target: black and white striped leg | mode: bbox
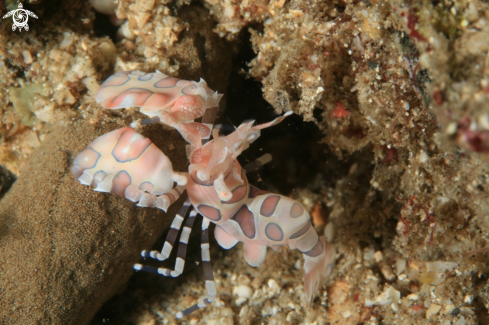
[157,209,197,277]
[136,198,191,268]
[133,203,196,277]
[176,218,216,319]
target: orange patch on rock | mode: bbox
[332,102,349,118]
[311,202,325,227]
[327,281,361,325]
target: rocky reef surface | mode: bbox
[1,0,488,324]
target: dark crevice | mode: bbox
[313,107,324,123]
[474,293,489,323]
[194,34,207,71]
[93,12,118,42]
[219,29,350,196]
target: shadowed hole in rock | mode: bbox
[219,27,355,198]
[93,11,118,42]
[0,166,16,200]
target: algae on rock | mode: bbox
[8,83,42,126]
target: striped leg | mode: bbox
[152,198,192,261]
[176,218,216,319]
[136,198,191,267]
[133,201,192,275]
[157,209,197,277]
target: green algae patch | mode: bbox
[8,83,42,127]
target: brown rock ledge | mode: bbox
[0,122,187,325]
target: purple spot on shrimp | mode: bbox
[112,129,152,163]
[100,73,130,87]
[304,239,324,257]
[231,205,255,239]
[111,170,132,196]
[265,223,284,241]
[289,222,311,240]
[107,88,155,109]
[260,195,281,217]
[197,204,221,221]
[290,203,304,218]
[153,77,179,88]
[73,148,101,171]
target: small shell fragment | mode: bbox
[59,32,74,49]
[374,251,383,263]
[22,50,33,64]
[426,304,441,318]
[236,285,253,299]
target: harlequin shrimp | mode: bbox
[72,70,336,318]
[95,70,222,147]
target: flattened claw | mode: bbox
[96,71,223,148]
[96,70,222,121]
[96,71,184,112]
[72,127,180,211]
